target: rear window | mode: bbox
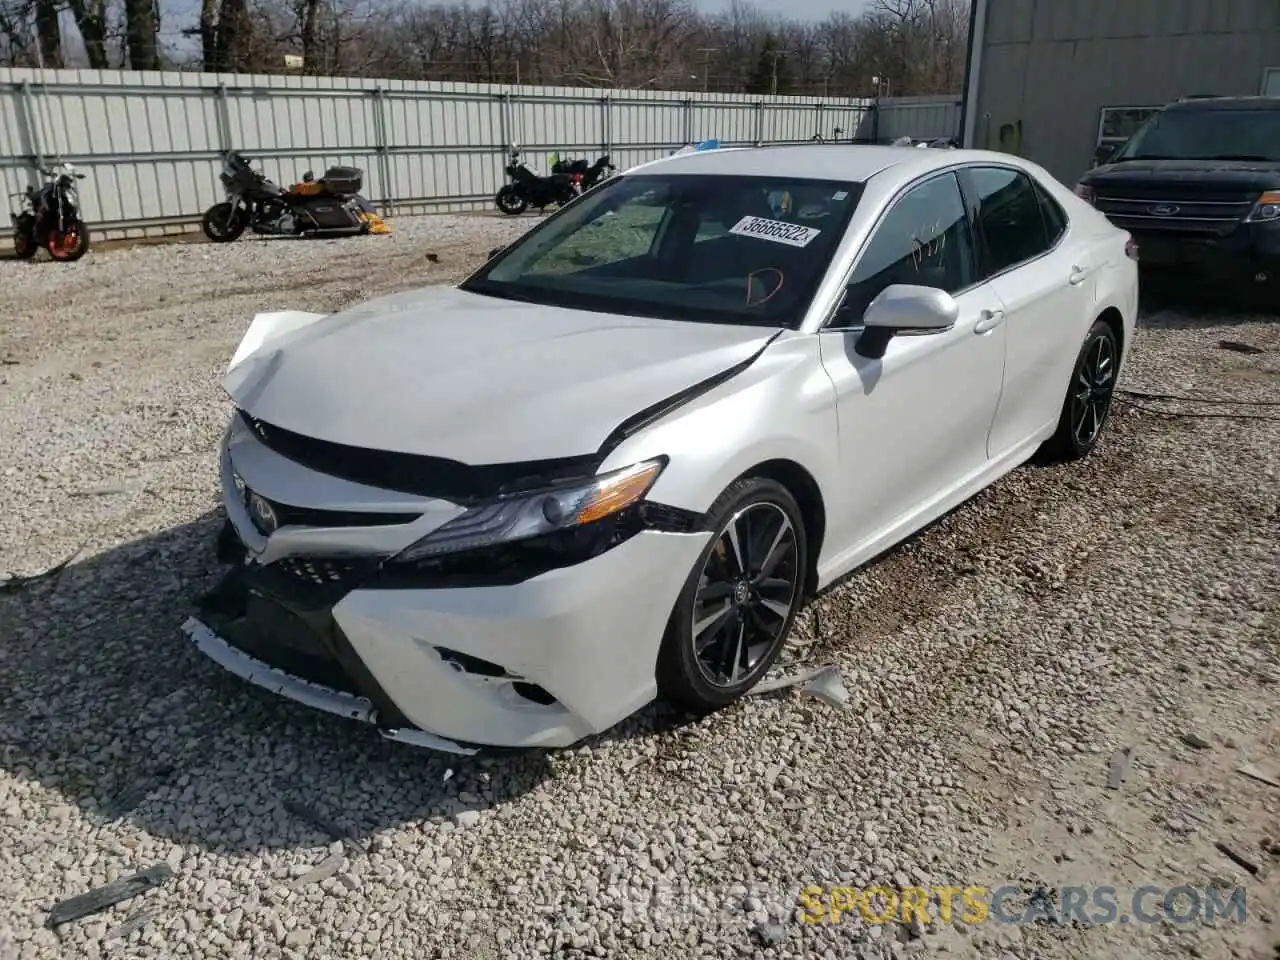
[1114,107,1280,162]
[462,174,865,329]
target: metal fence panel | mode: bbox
[862,95,964,142]
[0,68,958,239]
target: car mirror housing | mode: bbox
[854,283,958,359]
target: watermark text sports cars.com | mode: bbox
[796,884,1249,926]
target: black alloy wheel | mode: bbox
[1041,318,1119,462]
[657,477,807,712]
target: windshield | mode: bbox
[461,173,864,328]
[1113,108,1280,162]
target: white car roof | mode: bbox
[627,144,1030,185]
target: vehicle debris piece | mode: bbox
[751,663,850,709]
[283,800,369,855]
[1180,733,1212,750]
[1218,340,1264,355]
[46,864,173,928]
[1237,762,1280,789]
[288,853,345,891]
[1215,840,1260,876]
[1107,747,1134,789]
[102,907,161,943]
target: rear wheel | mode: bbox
[46,219,89,262]
[495,185,527,216]
[657,477,808,713]
[1039,318,1119,462]
[202,202,248,242]
[11,216,37,259]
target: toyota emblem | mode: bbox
[248,491,279,535]
[1149,204,1179,217]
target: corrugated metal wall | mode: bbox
[973,0,1280,184]
[860,95,963,142]
[0,69,960,239]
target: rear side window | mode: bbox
[1035,182,1068,245]
[966,167,1051,276]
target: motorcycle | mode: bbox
[494,147,579,216]
[201,151,373,242]
[550,154,616,193]
[10,162,90,262]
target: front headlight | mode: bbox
[1245,191,1280,223]
[393,458,666,563]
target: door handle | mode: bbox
[1069,265,1089,285]
[974,308,1005,334]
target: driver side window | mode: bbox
[836,172,977,326]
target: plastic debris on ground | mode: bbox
[751,663,850,710]
[45,864,173,927]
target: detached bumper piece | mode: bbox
[187,563,481,756]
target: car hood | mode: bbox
[1084,159,1279,195]
[223,285,778,464]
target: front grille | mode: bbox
[1094,193,1254,236]
[261,496,419,529]
[273,556,375,588]
[239,409,599,503]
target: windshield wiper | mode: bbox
[1203,154,1273,162]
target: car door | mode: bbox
[959,165,1097,458]
[817,170,1009,560]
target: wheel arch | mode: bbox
[732,458,826,597]
[1095,305,1125,361]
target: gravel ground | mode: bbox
[0,216,1278,960]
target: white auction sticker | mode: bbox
[729,215,821,248]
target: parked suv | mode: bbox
[1073,95,1280,307]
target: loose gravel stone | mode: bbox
[1,218,1278,959]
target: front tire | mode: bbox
[657,477,808,713]
[1039,318,1119,462]
[46,219,89,262]
[202,202,248,242]
[495,185,527,216]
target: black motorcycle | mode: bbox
[494,148,579,216]
[553,155,616,193]
[201,151,370,242]
[10,162,90,262]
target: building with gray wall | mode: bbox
[960,0,1280,187]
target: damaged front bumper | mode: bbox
[186,415,711,754]
[186,554,485,755]
[188,514,708,754]
[182,616,477,754]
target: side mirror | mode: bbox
[1093,143,1118,166]
[853,284,958,359]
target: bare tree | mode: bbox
[8,0,966,100]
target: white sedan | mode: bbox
[185,144,1139,755]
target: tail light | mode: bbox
[1074,183,1096,205]
[1124,236,1139,261]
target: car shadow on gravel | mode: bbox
[0,510,552,854]
[1139,277,1279,325]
